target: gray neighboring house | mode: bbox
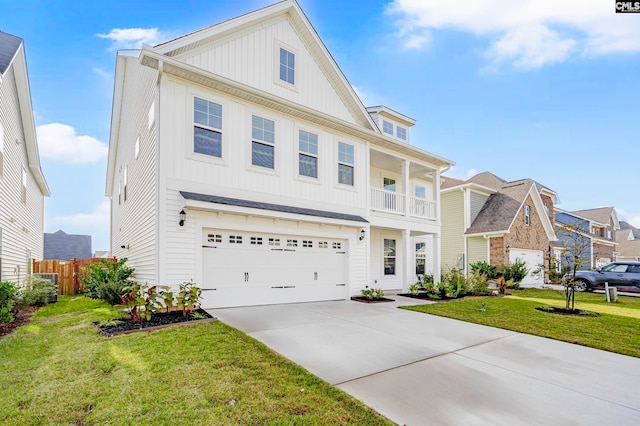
[44,230,92,261]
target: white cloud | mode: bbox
[92,67,112,79]
[52,201,110,228]
[97,28,165,50]
[388,0,640,69]
[36,123,108,164]
[445,167,477,181]
[616,208,640,229]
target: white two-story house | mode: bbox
[0,31,50,283]
[105,0,452,308]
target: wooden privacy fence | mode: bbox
[32,257,116,295]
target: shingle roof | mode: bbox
[44,230,92,261]
[466,172,507,190]
[180,192,368,223]
[465,192,522,234]
[571,207,615,225]
[0,31,22,75]
[440,176,465,189]
[615,228,640,258]
[620,221,640,239]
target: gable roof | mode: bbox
[571,207,619,228]
[620,221,640,239]
[0,31,50,196]
[44,230,92,261]
[460,174,556,240]
[0,31,22,75]
[152,0,376,131]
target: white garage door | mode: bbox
[509,248,544,287]
[201,230,347,308]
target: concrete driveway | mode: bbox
[210,297,640,425]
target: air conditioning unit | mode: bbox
[33,273,59,303]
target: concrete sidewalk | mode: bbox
[210,297,640,425]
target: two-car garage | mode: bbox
[201,229,349,308]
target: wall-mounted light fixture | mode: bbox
[179,209,186,227]
[506,245,510,253]
[120,244,129,250]
[359,228,366,241]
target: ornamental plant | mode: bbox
[176,280,202,316]
[361,285,384,300]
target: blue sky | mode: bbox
[1,0,639,252]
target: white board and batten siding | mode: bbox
[110,57,159,284]
[0,64,44,283]
[177,16,357,126]
[159,76,368,214]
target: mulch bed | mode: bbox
[397,293,504,301]
[350,296,395,303]
[535,306,600,317]
[95,309,216,336]
[0,306,39,339]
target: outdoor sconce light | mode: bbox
[179,209,186,227]
[359,228,366,241]
[506,245,510,253]
[120,244,129,250]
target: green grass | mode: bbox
[0,296,392,425]
[401,288,640,358]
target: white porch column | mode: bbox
[433,232,441,284]
[402,159,410,217]
[402,229,412,292]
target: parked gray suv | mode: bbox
[568,262,640,291]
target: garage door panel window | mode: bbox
[269,238,280,246]
[208,234,222,243]
[229,235,243,244]
[250,237,263,245]
[384,239,396,275]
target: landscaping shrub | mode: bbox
[439,268,468,298]
[361,286,384,300]
[467,271,490,295]
[0,281,18,322]
[502,257,528,284]
[16,276,57,308]
[469,261,499,279]
[81,258,134,305]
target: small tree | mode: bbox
[556,222,591,311]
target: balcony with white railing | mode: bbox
[370,188,405,215]
[410,196,437,220]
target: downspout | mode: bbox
[155,60,163,286]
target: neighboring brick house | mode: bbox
[555,207,619,270]
[441,172,558,286]
[616,221,640,262]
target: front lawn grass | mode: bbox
[401,288,640,358]
[0,296,392,425]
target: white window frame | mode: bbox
[384,238,396,275]
[382,120,393,135]
[193,96,223,159]
[21,169,27,204]
[396,126,407,141]
[274,41,298,91]
[123,166,128,202]
[414,185,426,199]
[337,142,354,186]
[298,129,318,179]
[251,114,276,170]
[415,241,426,275]
[524,205,531,225]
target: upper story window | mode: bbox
[524,205,531,225]
[279,48,295,85]
[382,120,393,135]
[396,126,407,141]
[251,115,275,169]
[415,185,426,199]
[607,230,612,240]
[194,97,222,158]
[134,137,140,159]
[123,166,128,202]
[298,130,318,178]
[21,169,27,204]
[338,142,354,186]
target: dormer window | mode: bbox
[396,126,407,141]
[382,120,393,135]
[279,48,295,85]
